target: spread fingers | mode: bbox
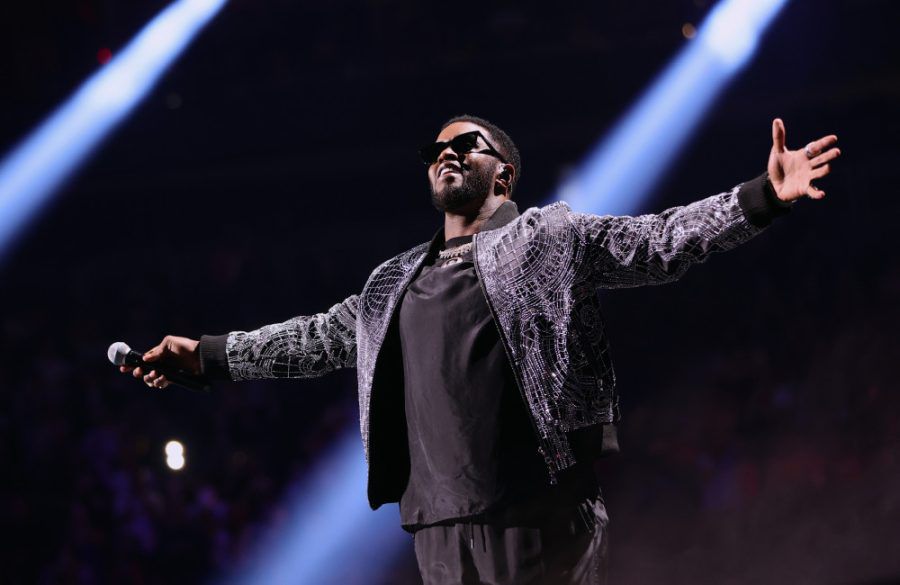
[805,134,838,157]
[810,147,841,168]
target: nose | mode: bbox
[436,144,460,164]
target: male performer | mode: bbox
[121,115,840,584]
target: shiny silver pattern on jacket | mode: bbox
[474,186,761,475]
[225,183,762,480]
[352,244,428,462]
[226,295,360,380]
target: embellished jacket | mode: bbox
[199,174,789,508]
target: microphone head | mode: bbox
[107,341,132,366]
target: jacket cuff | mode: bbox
[737,173,793,228]
[199,334,231,380]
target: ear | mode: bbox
[494,164,515,197]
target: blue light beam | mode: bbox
[228,428,410,585]
[556,0,788,215]
[0,0,228,261]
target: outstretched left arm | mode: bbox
[569,119,841,289]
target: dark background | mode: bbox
[1,0,898,583]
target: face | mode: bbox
[427,121,504,213]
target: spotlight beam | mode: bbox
[0,0,228,263]
[227,428,409,585]
[556,0,789,215]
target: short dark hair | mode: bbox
[440,114,521,196]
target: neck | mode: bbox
[443,195,507,240]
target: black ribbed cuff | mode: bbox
[737,173,793,228]
[198,334,231,381]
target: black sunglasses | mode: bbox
[419,130,506,166]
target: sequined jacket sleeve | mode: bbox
[198,295,359,381]
[568,173,791,289]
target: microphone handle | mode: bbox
[124,350,211,393]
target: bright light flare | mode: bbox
[167,455,186,471]
[165,439,186,470]
[165,439,184,457]
[700,0,787,67]
[0,0,228,263]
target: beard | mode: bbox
[430,164,493,212]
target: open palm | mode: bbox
[768,118,841,203]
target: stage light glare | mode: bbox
[165,440,186,470]
[699,0,788,66]
[165,440,184,457]
[0,0,228,264]
[166,454,186,471]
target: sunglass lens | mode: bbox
[420,132,480,165]
[451,133,478,154]
[419,143,442,165]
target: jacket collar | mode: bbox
[426,199,521,256]
[481,199,521,231]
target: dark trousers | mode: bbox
[412,493,609,585]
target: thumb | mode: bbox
[772,118,786,153]
[143,341,166,362]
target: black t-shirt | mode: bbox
[398,235,597,531]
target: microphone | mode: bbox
[107,341,211,392]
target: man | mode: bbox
[121,115,840,584]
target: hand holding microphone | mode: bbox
[109,335,210,392]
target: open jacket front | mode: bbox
[200,173,788,509]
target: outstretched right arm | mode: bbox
[212,295,359,381]
[123,295,359,388]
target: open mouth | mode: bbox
[438,165,461,177]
